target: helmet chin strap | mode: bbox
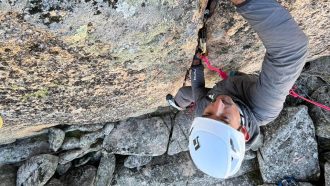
[236,104,250,141]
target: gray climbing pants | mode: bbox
[174,86,211,108]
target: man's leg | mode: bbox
[174,86,194,108]
[166,86,194,110]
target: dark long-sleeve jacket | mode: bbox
[191,0,308,150]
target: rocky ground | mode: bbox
[0,57,329,185]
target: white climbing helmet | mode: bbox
[188,117,245,179]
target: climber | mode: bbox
[166,0,308,179]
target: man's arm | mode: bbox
[236,0,309,125]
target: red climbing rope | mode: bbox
[200,55,228,80]
[289,88,330,111]
[200,55,330,112]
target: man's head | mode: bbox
[188,94,248,178]
[203,95,241,130]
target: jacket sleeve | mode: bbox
[237,0,309,125]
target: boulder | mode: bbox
[167,110,194,155]
[61,137,81,150]
[17,154,59,186]
[326,162,330,186]
[61,130,104,150]
[124,155,153,169]
[309,86,330,139]
[59,142,102,164]
[0,164,17,186]
[73,155,92,167]
[60,165,97,186]
[79,130,104,149]
[103,117,170,156]
[95,152,116,186]
[113,152,260,185]
[257,106,320,183]
[103,123,115,136]
[48,128,65,152]
[0,134,50,164]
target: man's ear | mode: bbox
[240,127,250,142]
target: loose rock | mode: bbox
[59,142,102,164]
[73,155,92,167]
[167,110,194,155]
[95,152,116,186]
[61,130,104,150]
[45,178,63,186]
[60,165,97,186]
[61,137,81,150]
[257,106,320,183]
[56,162,72,175]
[103,117,170,156]
[103,123,115,136]
[79,130,104,149]
[48,128,65,152]
[113,152,262,185]
[0,135,50,164]
[17,154,59,186]
[124,155,153,169]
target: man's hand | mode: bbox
[231,0,245,6]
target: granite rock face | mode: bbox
[257,106,320,183]
[124,155,153,169]
[0,164,17,186]
[60,165,97,186]
[0,0,205,144]
[17,154,59,186]
[0,0,328,146]
[167,110,194,155]
[113,152,262,185]
[95,153,116,186]
[103,117,170,156]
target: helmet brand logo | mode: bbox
[193,136,200,151]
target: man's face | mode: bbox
[202,95,241,130]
